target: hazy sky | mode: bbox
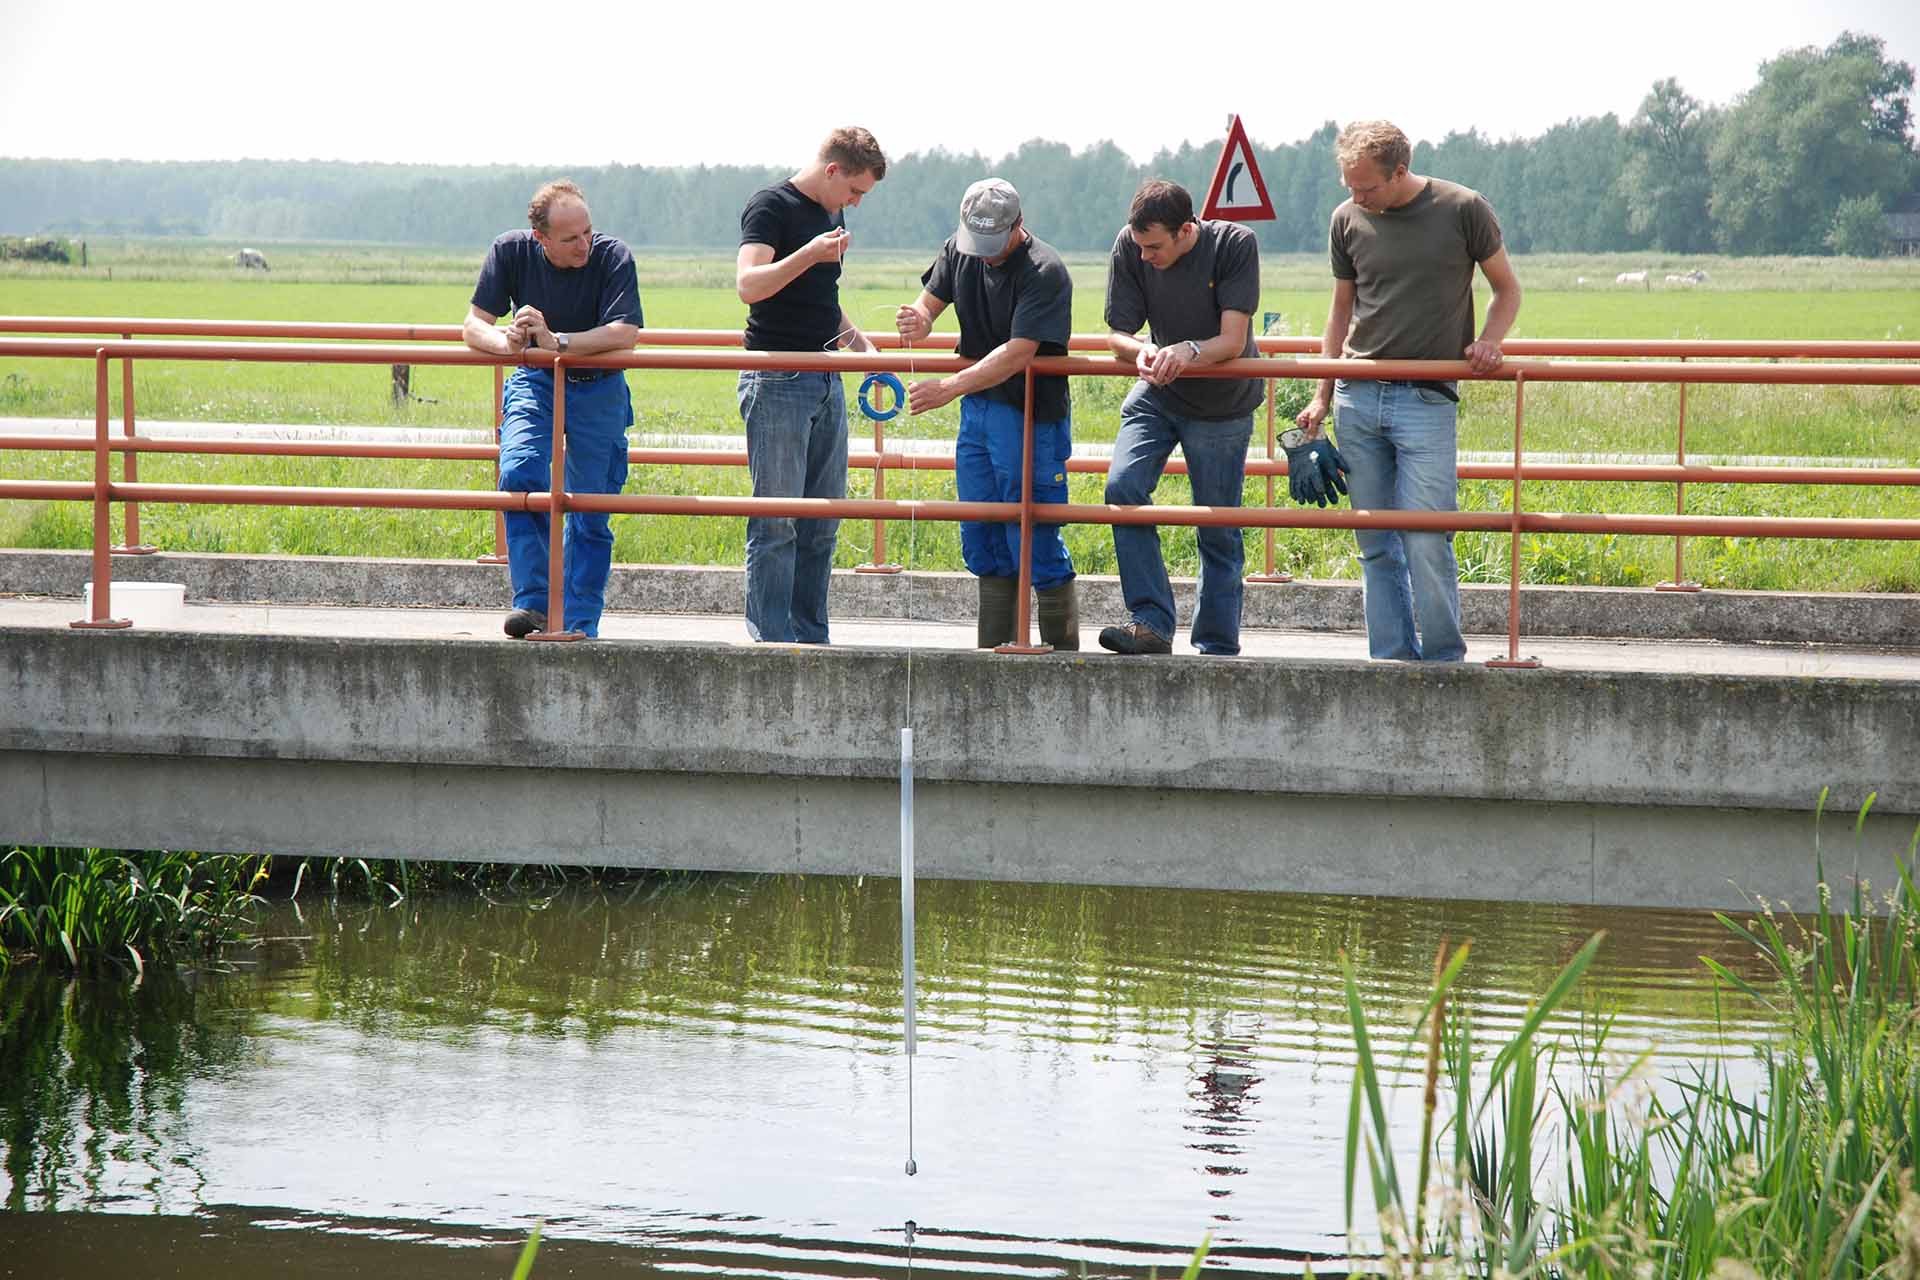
[3,0,1915,169]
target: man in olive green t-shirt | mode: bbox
[1295,120,1522,662]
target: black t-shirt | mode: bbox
[470,231,643,335]
[922,233,1073,423]
[740,181,844,352]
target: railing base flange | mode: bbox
[111,543,159,555]
[854,564,903,575]
[1654,581,1704,593]
[70,618,133,630]
[993,643,1054,656]
[1245,573,1293,584]
[525,630,586,643]
[475,555,510,566]
[1486,656,1543,669]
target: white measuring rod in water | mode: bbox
[900,726,918,1176]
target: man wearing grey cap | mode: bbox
[894,178,1079,649]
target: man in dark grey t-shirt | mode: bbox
[1098,179,1263,656]
[1296,120,1522,662]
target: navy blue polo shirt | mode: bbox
[471,231,643,335]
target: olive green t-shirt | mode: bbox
[1328,178,1502,362]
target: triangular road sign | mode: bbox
[1201,115,1275,222]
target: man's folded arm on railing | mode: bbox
[463,304,527,356]
[462,304,638,359]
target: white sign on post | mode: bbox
[1201,115,1276,222]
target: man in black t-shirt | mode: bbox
[734,126,887,644]
[464,178,642,640]
[1099,179,1263,657]
[895,178,1079,650]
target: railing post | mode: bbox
[72,349,131,630]
[478,363,510,565]
[112,333,156,554]
[1656,355,1702,592]
[526,363,583,642]
[1486,371,1539,669]
[996,367,1050,654]
[856,394,901,574]
[1246,363,1291,584]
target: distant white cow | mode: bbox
[235,248,269,271]
[1616,270,1649,286]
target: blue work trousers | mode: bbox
[1105,383,1253,655]
[956,394,1074,590]
[497,369,632,638]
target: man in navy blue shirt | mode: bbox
[464,179,642,639]
[734,126,887,644]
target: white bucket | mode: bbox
[83,581,187,627]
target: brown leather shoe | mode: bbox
[1097,621,1171,655]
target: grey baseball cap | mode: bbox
[955,178,1021,257]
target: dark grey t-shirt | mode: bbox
[1329,177,1502,362]
[1105,219,1262,419]
[923,233,1073,423]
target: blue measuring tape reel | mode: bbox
[859,372,906,422]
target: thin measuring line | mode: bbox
[849,300,925,1179]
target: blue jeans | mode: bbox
[1333,379,1465,662]
[497,369,632,638]
[955,395,1074,590]
[737,370,848,643]
[1105,383,1253,655]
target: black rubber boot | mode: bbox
[504,608,546,639]
[977,575,1017,648]
[1036,582,1079,651]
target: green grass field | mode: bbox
[3,243,1917,591]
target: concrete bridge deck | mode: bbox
[4,551,1917,911]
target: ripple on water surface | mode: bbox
[0,876,1790,1277]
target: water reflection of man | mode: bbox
[1188,1017,1262,1196]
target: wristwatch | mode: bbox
[555,333,570,354]
[1184,339,1202,360]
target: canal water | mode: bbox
[1,875,1784,1278]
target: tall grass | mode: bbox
[0,846,681,975]
[1339,796,1920,1277]
[0,846,266,973]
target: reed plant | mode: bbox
[0,846,267,973]
[1338,795,1920,1278]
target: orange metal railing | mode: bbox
[2,326,1918,660]
[7,317,1917,582]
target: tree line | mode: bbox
[2,32,1912,258]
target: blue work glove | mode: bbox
[1281,428,1351,508]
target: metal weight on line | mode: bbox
[859,372,906,422]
